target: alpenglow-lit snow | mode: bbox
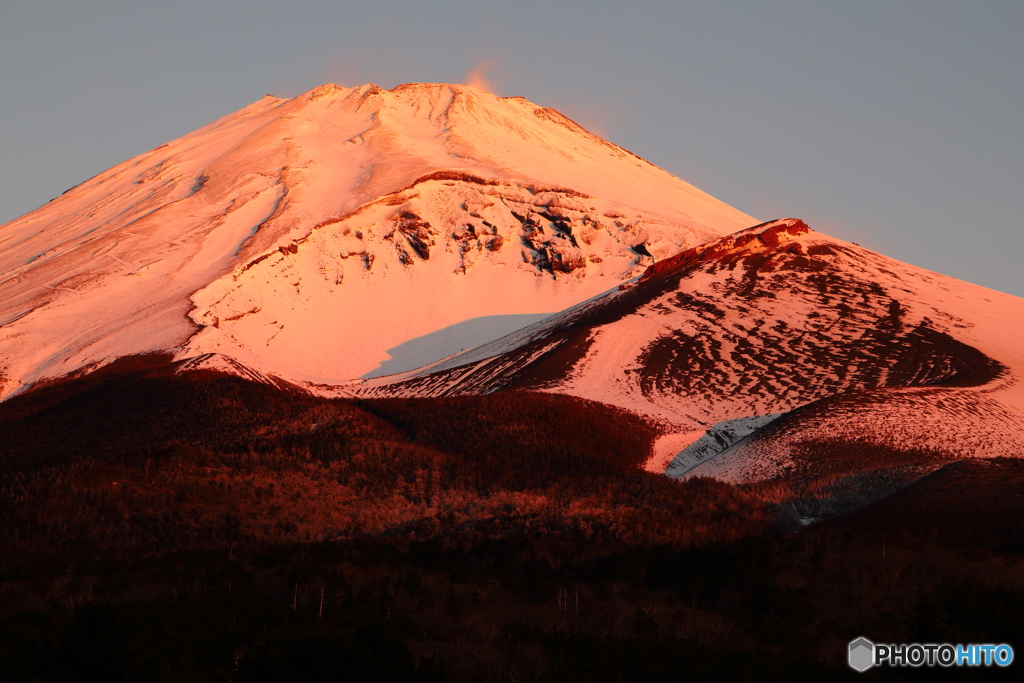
[357,218,1024,485]
[0,83,756,399]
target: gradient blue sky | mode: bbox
[2,1,1021,296]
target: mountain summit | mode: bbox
[0,83,754,398]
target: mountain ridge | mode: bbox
[353,217,1024,487]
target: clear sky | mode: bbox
[1,1,1021,296]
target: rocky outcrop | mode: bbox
[638,218,810,283]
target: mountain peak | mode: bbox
[303,82,351,100]
[0,84,754,398]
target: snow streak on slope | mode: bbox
[0,83,755,398]
[663,413,784,478]
[359,219,1024,481]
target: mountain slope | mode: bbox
[0,83,755,399]
[357,218,1024,484]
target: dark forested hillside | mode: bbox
[1,359,1021,682]
[0,356,776,575]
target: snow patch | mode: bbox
[665,413,785,478]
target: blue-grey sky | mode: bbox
[2,1,1021,296]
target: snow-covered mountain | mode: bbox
[4,81,1019,494]
[0,83,754,399]
[357,218,1024,484]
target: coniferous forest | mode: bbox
[1,356,1022,681]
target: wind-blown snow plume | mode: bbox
[465,60,496,93]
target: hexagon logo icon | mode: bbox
[848,637,875,672]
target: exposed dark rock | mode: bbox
[631,242,653,258]
[396,211,433,260]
